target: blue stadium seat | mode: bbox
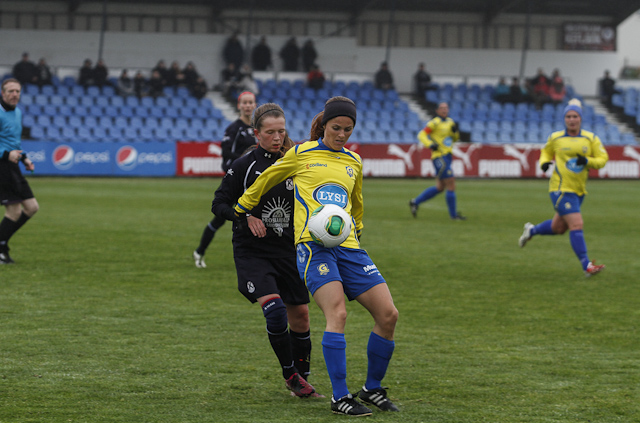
[153,128,170,142]
[24,85,40,95]
[110,96,124,107]
[140,97,154,107]
[190,119,204,130]
[133,106,149,118]
[164,107,179,119]
[106,127,123,140]
[23,115,36,128]
[65,96,79,107]
[179,107,196,119]
[30,126,45,140]
[68,116,83,128]
[49,96,64,107]
[61,127,76,140]
[486,121,500,132]
[98,116,112,128]
[176,87,190,98]
[130,117,144,129]
[175,119,189,130]
[184,128,200,140]
[144,117,159,130]
[71,86,85,96]
[156,97,169,108]
[34,95,49,106]
[204,119,219,132]
[52,116,66,128]
[168,97,184,108]
[114,117,128,129]
[86,86,100,97]
[125,96,139,107]
[80,96,94,107]
[20,94,34,106]
[139,127,154,142]
[95,96,110,108]
[36,115,52,127]
[102,85,116,96]
[89,106,103,116]
[159,117,174,129]
[45,126,63,142]
[91,127,108,142]
[77,127,92,142]
[56,86,71,96]
[484,131,498,143]
[169,127,185,140]
[123,127,139,141]
[42,105,57,117]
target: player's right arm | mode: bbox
[235,147,298,214]
[539,135,555,170]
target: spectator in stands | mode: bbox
[413,62,434,99]
[301,39,318,72]
[12,53,37,86]
[152,60,169,86]
[166,61,186,87]
[528,68,550,109]
[509,77,528,103]
[35,58,53,86]
[599,70,618,107]
[221,62,240,98]
[191,76,208,100]
[223,32,245,72]
[93,59,109,88]
[237,64,259,95]
[280,37,300,72]
[251,36,272,71]
[79,59,94,87]
[548,76,566,104]
[117,69,135,97]
[306,63,325,90]
[182,61,200,90]
[375,62,394,90]
[148,70,165,98]
[133,71,148,98]
[493,77,510,103]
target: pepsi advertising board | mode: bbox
[22,141,175,177]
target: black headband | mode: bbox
[253,106,283,126]
[321,100,357,126]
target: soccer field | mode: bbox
[2,177,639,422]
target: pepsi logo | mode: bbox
[52,145,74,170]
[116,145,138,170]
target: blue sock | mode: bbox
[445,190,456,218]
[532,219,554,236]
[569,229,590,271]
[364,332,395,391]
[415,186,440,205]
[322,331,349,400]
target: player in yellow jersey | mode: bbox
[519,101,609,276]
[234,97,399,416]
[409,102,465,220]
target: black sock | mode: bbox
[290,329,312,380]
[268,330,297,380]
[196,215,225,255]
[0,217,18,244]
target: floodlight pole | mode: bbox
[98,0,107,61]
[519,0,532,82]
[384,0,396,65]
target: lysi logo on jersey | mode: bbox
[313,184,348,208]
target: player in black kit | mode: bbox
[193,91,257,268]
[211,103,321,398]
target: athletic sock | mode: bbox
[445,190,456,218]
[532,219,554,236]
[196,216,225,255]
[415,186,441,205]
[364,332,395,391]
[0,216,20,245]
[569,229,590,271]
[289,329,311,380]
[322,331,349,400]
[262,298,296,379]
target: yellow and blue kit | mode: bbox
[418,115,460,159]
[540,129,609,196]
[235,139,364,249]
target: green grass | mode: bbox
[1,177,639,422]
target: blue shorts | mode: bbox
[550,191,584,216]
[433,153,454,179]
[296,242,386,301]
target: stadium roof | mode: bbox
[57,0,640,26]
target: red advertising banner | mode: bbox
[178,141,640,179]
[176,141,224,177]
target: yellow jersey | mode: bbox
[235,140,364,249]
[417,115,460,159]
[540,129,608,195]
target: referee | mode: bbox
[0,78,39,264]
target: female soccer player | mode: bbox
[409,102,466,220]
[193,91,257,268]
[519,100,609,276]
[212,103,319,397]
[234,97,399,416]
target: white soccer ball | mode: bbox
[308,204,352,248]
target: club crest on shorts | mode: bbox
[317,263,330,275]
[247,281,255,293]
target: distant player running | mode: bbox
[0,79,39,264]
[519,100,609,277]
[409,102,466,220]
[193,91,257,268]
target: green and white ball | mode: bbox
[308,204,352,248]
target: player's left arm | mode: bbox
[350,163,364,239]
[585,135,609,169]
[450,119,460,142]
